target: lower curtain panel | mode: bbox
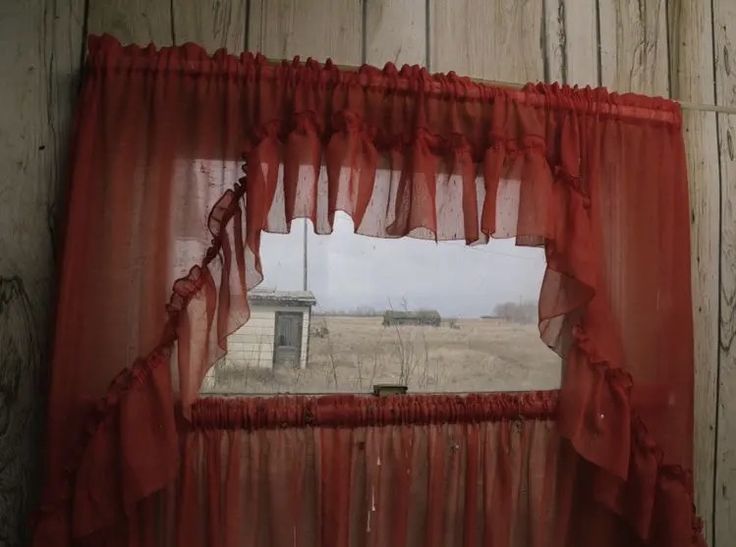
[118,394,646,547]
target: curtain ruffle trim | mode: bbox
[190,392,559,430]
[87,34,681,128]
[33,172,250,543]
[562,327,704,545]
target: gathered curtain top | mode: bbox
[88,34,681,128]
[190,391,560,431]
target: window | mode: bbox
[202,212,560,395]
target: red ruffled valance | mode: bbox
[34,35,702,547]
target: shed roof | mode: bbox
[248,288,317,307]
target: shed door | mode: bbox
[273,312,303,368]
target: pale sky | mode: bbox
[259,212,546,318]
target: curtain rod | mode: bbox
[266,57,736,116]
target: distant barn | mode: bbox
[382,310,441,327]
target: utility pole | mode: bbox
[303,218,308,291]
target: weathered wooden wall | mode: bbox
[0,0,83,545]
[1,1,733,545]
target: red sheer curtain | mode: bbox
[137,394,574,547]
[91,394,689,547]
[34,35,701,547]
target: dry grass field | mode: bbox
[206,316,561,394]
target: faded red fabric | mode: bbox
[34,34,701,546]
[168,394,571,547]
[87,394,695,547]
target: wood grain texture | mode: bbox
[669,1,715,103]
[87,0,172,44]
[544,0,598,86]
[683,109,720,547]
[598,0,669,95]
[715,110,736,547]
[365,0,426,66]
[89,0,246,50]
[669,2,719,543]
[0,278,39,547]
[172,0,246,52]
[43,0,86,263]
[429,0,545,80]
[714,2,736,545]
[0,0,83,545]
[248,0,363,64]
[714,0,736,109]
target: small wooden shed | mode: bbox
[225,289,316,370]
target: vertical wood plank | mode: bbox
[0,0,84,544]
[669,2,719,543]
[684,108,719,547]
[88,0,247,51]
[0,4,47,545]
[544,0,599,86]
[87,0,172,44]
[172,0,246,53]
[598,0,669,95]
[713,2,736,544]
[248,0,363,64]
[429,0,545,80]
[365,0,426,66]
[44,0,86,261]
[715,110,736,547]
[544,0,566,82]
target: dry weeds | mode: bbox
[204,316,561,395]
